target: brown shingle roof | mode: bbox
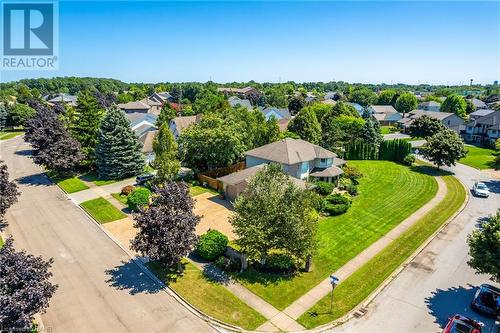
[171,114,202,134]
[117,100,150,111]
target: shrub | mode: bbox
[346,184,358,196]
[214,256,241,272]
[322,194,351,216]
[264,253,297,274]
[196,230,228,261]
[312,181,334,196]
[343,165,363,183]
[121,185,136,196]
[403,154,416,166]
[127,187,151,211]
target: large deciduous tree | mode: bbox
[152,124,180,181]
[348,87,378,107]
[7,103,36,127]
[95,107,145,179]
[321,114,365,149]
[287,107,321,144]
[24,106,83,173]
[377,89,397,106]
[131,181,199,267]
[0,105,7,131]
[156,103,177,128]
[409,115,445,139]
[288,95,305,114]
[421,128,467,168]
[395,92,418,116]
[441,94,467,119]
[0,238,57,331]
[0,161,20,230]
[71,90,105,167]
[230,164,319,264]
[330,101,360,118]
[467,210,500,283]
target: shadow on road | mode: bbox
[425,285,496,330]
[14,149,32,156]
[16,173,52,186]
[105,260,163,295]
[483,180,500,195]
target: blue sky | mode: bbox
[1,1,499,84]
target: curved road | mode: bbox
[332,162,499,332]
[1,136,215,333]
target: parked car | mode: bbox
[472,182,490,198]
[442,314,483,333]
[136,173,154,185]
[471,284,500,318]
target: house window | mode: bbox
[320,158,326,164]
[300,162,308,172]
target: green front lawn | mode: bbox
[459,145,497,170]
[380,126,398,135]
[80,197,126,224]
[298,174,465,328]
[111,193,128,205]
[0,130,24,140]
[189,185,218,197]
[234,161,438,310]
[46,171,89,193]
[149,261,267,330]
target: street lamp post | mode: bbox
[329,275,339,314]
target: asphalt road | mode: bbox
[333,162,500,333]
[1,136,215,333]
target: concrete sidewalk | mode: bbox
[280,176,447,321]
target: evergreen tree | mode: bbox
[152,124,180,181]
[72,90,105,167]
[156,103,177,128]
[95,107,145,179]
[361,118,382,145]
[287,107,321,144]
[24,106,83,173]
[131,181,199,267]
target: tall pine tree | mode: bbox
[95,107,145,179]
[72,90,105,167]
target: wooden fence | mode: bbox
[196,162,246,192]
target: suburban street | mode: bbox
[334,162,500,333]
[1,136,215,333]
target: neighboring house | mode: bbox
[117,100,151,113]
[228,96,253,110]
[321,99,336,106]
[218,86,261,101]
[398,109,465,134]
[169,114,202,139]
[138,130,158,163]
[369,105,402,125]
[347,102,365,116]
[260,107,291,121]
[463,110,500,145]
[218,138,345,201]
[469,109,495,120]
[277,119,290,132]
[141,97,162,115]
[149,92,173,104]
[305,92,317,103]
[468,98,487,110]
[418,101,441,112]
[45,93,78,107]
[125,112,159,162]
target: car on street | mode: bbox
[472,182,490,198]
[471,284,500,318]
[136,173,154,185]
[442,314,483,333]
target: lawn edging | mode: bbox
[48,172,248,333]
[300,175,469,332]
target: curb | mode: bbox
[50,174,246,333]
[307,175,470,333]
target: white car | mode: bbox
[472,182,490,198]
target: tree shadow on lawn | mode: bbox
[425,284,496,329]
[187,253,231,286]
[233,266,296,287]
[410,165,453,177]
[105,259,163,295]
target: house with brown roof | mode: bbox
[169,114,202,139]
[217,86,261,102]
[397,109,465,134]
[217,138,345,201]
[117,100,151,113]
[369,105,402,125]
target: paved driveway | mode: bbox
[333,162,499,333]
[1,137,215,333]
[194,193,236,239]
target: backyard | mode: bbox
[233,161,438,310]
[459,145,497,170]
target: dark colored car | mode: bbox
[471,284,500,318]
[442,314,483,333]
[136,173,154,185]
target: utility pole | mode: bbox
[329,275,339,313]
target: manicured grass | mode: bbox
[298,175,465,328]
[80,197,126,224]
[380,126,398,135]
[149,261,267,330]
[46,171,89,193]
[190,185,218,197]
[111,193,128,205]
[81,172,131,186]
[459,145,497,170]
[0,130,24,140]
[234,161,438,310]
[0,236,3,248]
